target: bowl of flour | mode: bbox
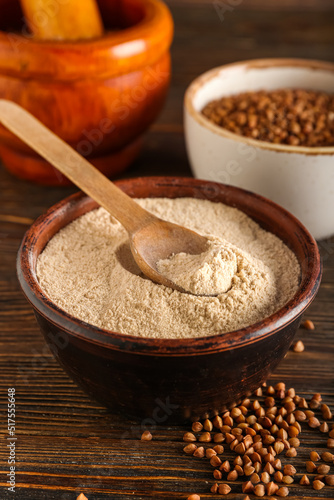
[17,177,322,421]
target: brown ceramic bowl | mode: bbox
[17,177,321,422]
[0,0,173,185]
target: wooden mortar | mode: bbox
[0,0,173,184]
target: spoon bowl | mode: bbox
[131,218,209,292]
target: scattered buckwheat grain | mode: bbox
[292,340,304,352]
[141,431,152,441]
[302,319,315,330]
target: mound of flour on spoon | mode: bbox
[157,237,238,295]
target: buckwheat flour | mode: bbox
[36,198,300,339]
[157,236,238,295]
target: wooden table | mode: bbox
[1,3,334,499]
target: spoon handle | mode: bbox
[0,99,154,234]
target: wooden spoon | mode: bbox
[0,100,209,293]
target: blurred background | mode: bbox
[0,0,333,182]
[0,0,333,191]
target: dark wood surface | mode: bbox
[1,3,334,499]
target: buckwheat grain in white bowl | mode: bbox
[184,58,334,240]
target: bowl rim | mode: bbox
[184,58,334,156]
[17,176,322,356]
[0,0,173,80]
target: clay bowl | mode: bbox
[0,0,173,185]
[184,58,334,240]
[17,177,321,422]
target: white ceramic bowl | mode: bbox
[184,58,334,240]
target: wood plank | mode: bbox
[166,0,334,10]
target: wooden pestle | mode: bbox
[20,0,104,40]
